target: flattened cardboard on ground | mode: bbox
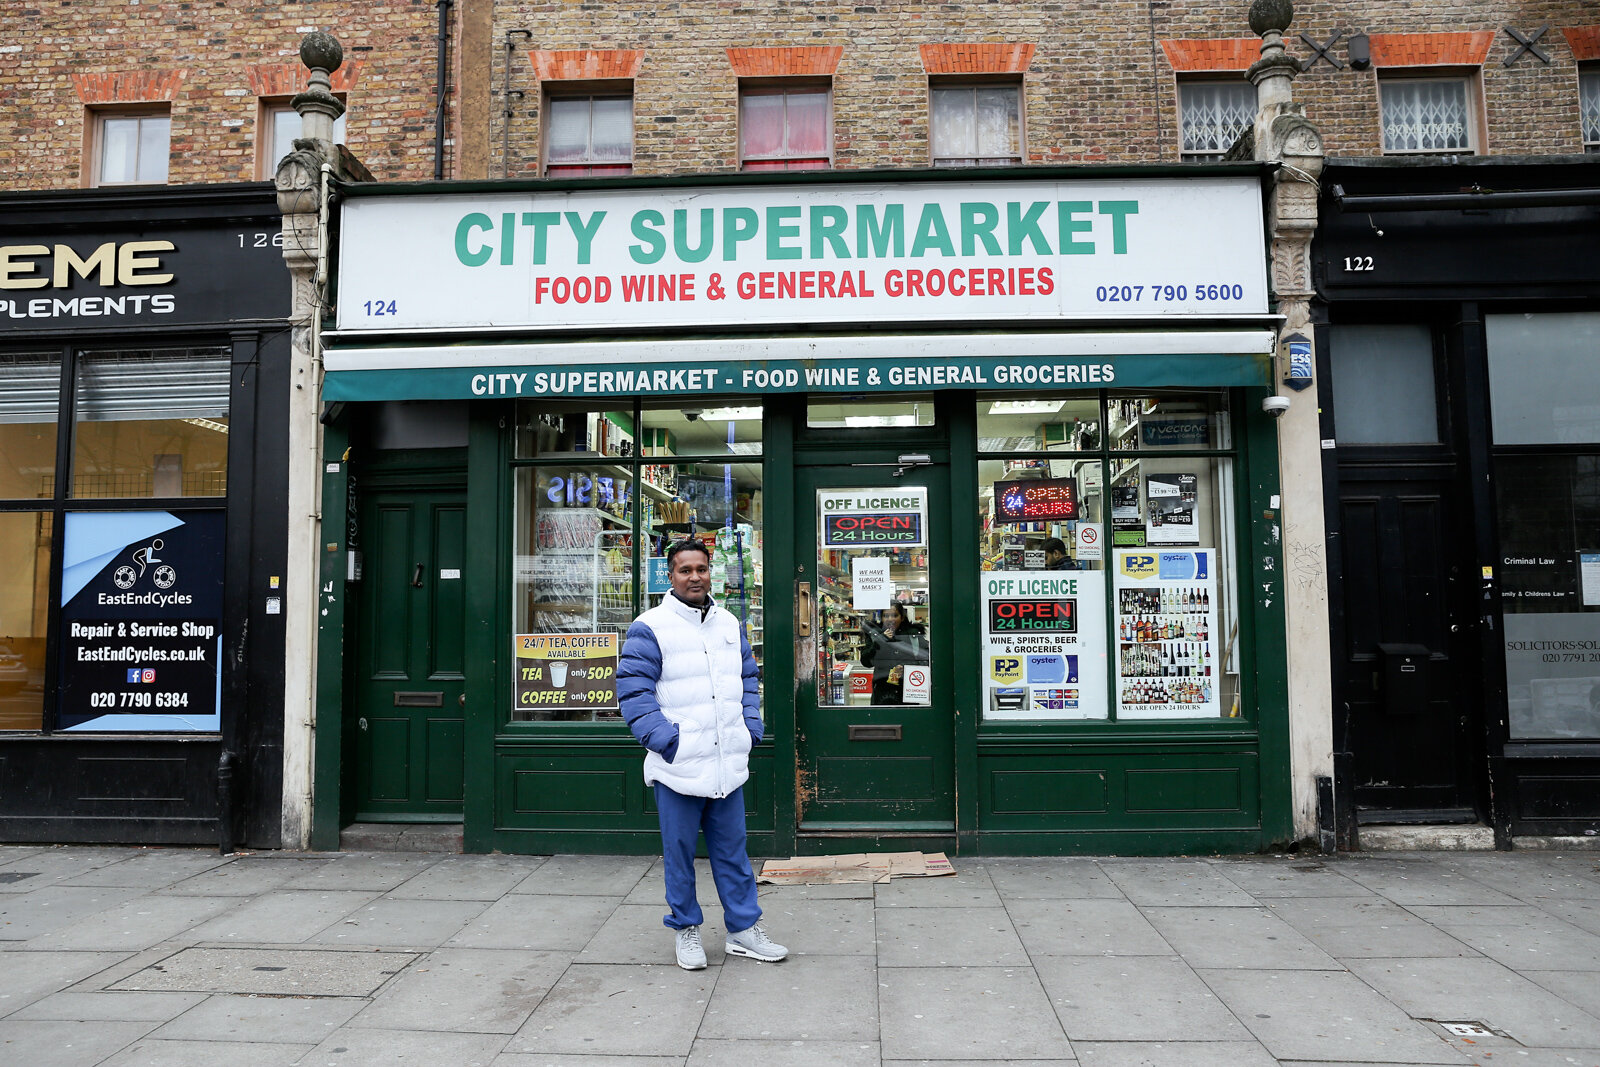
[757,851,955,885]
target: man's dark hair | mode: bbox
[666,538,711,567]
[1042,537,1067,555]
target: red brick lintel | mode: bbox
[1562,26,1600,63]
[1369,31,1495,68]
[1160,39,1259,73]
[72,69,189,105]
[246,62,362,98]
[726,46,843,78]
[529,49,644,81]
[919,43,1036,74]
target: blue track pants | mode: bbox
[653,782,762,934]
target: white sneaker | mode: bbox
[725,923,787,962]
[674,925,706,970]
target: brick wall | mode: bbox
[487,0,1598,176]
[0,0,444,190]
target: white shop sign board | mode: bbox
[336,178,1267,334]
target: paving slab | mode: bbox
[755,897,874,956]
[580,903,728,965]
[7,989,206,1022]
[1074,1039,1281,1066]
[1212,857,1375,898]
[1534,898,1600,938]
[1334,857,1525,906]
[511,854,653,897]
[625,857,724,906]
[1140,905,1344,969]
[699,952,877,1040]
[108,947,418,997]
[351,948,570,1033]
[873,865,1002,908]
[0,1017,159,1065]
[0,884,144,940]
[0,846,137,892]
[98,1036,313,1066]
[283,853,443,892]
[755,881,877,901]
[309,896,489,948]
[1098,860,1260,907]
[1007,897,1173,956]
[1202,966,1475,1063]
[1525,968,1600,1017]
[385,854,546,900]
[878,965,1073,1060]
[1436,917,1600,970]
[150,991,364,1042]
[184,889,376,944]
[1037,955,1249,1042]
[0,949,130,1018]
[55,849,232,888]
[448,892,622,951]
[985,857,1125,899]
[296,1026,510,1066]
[492,1057,683,1067]
[688,1038,881,1066]
[510,963,713,1057]
[1267,896,1478,958]
[26,893,233,951]
[1346,955,1600,1048]
[875,905,1029,966]
[160,856,333,897]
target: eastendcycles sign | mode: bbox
[335,177,1267,334]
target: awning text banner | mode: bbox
[335,177,1268,334]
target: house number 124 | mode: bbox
[1343,256,1374,272]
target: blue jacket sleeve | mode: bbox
[740,632,763,745]
[618,622,679,763]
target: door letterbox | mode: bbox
[1376,642,1432,717]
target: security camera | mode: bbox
[1262,395,1291,418]
[683,409,702,422]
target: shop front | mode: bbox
[0,185,291,846]
[313,168,1295,855]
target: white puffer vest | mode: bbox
[624,594,755,798]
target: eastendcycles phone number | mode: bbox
[1094,283,1247,304]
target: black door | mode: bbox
[1336,465,1481,821]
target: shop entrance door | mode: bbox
[1336,466,1481,822]
[350,485,467,820]
[794,465,955,832]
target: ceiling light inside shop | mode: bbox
[844,414,920,427]
[980,437,1039,452]
[988,400,1065,414]
[696,407,764,421]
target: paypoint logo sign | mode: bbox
[1120,553,1158,579]
[989,656,1025,684]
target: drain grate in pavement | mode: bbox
[0,871,39,884]
[109,948,418,997]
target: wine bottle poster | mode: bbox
[1112,549,1220,719]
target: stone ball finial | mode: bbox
[300,31,343,73]
[1249,0,1293,35]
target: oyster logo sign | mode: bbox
[113,538,178,591]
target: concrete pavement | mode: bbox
[2,845,1600,1066]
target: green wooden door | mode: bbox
[351,487,467,820]
[795,464,956,830]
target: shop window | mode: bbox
[1486,312,1600,445]
[740,84,831,171]
[544,93,634,178]
[1584,67,1600,153]
[977,391,1240,722]
[71,347,231,499]
[1379,76,1477,154]
[806,396,935,429]
[260,101,347,179]
[929,81,1022,167]
[0,511,52,732]
[1178,80,1256,160]
[511,400,764,723]
[92,109,171,186]
[0,351,61,501]
[1328,324,1441,445]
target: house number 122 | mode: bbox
[1343,256,1374,272]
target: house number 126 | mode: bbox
[1343,256,1374,272]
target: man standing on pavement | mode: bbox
[619,537,788,971]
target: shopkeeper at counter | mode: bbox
[859,603,928,704]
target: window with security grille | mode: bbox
[1178,81,1256,160]
[1582,68,1600,153]
[545,95,634,177]
[740,85,831,171]
[1380,77,1475,154]
[930,83,1022,167]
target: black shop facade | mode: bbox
[313,167,1298,856]
[0,184,290,847]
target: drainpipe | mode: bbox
[434,0,454,180]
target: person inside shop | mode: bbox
[860,602,928,704]
[618,538,788,972]
[1043,537,1076,570]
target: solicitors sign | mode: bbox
[335,177,1268,334]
